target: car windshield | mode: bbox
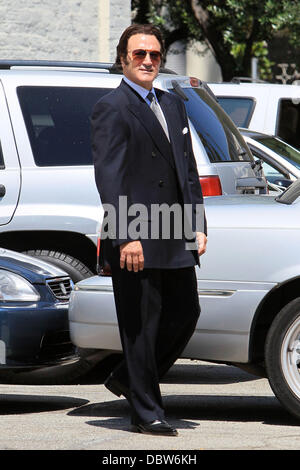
[254,135,300,170]
[169,87,253,163]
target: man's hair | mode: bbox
[113,24,165,71]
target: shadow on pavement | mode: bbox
[162,362,262,385]
[68,394,300,427]
[78,359,262,386]
[85,416,199,433]
[164,394,300,426]
[0,394,89,415]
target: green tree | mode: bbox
[132,0,300,81]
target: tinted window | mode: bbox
[17,87,112,166]
[217,97,254,127]
[277,99,300,150]
[254,135,300,170]
[171,88,253,163]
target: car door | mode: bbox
[0,81,21,225]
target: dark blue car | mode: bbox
[0,248,91,384]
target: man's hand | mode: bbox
[196,232,207,256]
[120,241,144,272]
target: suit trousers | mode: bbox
[110,265,200,425]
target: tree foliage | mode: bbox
[132,0,300,81]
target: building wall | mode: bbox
[99,0,131,62]
[186,42,222,82]
[165,40,186,76]
[0,0,221,79]
[166,40,222,82]
[0,0,131,62]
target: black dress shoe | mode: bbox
[104,374,130,401]
[132,420,178,436]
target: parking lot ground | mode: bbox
[0,360,300,452]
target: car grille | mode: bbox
[46,277,73,300]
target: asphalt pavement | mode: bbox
[0,359,300,452]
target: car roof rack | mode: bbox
[231,76,268,84]
[0,60,176,75]
[0,59,115,70]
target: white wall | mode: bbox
[165,39,222,82]
[0,0,131,62]
[186,42,222,82]
[165,40,186,75]
[0,1,221,78]
[99,0,131,62]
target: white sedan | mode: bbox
[69,179,300,420]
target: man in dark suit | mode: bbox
[91,24,207,436]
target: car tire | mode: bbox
[22,250,94,282]
[265,297,300,420]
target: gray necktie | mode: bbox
[147,92,169,141]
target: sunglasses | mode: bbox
[129,49,162,64]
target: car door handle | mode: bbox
[0,184,6,197]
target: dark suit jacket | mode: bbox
[91,79,206,269]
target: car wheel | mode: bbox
[22,250,94,282]
[265,297,300,420]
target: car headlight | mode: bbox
[0,269,40,302]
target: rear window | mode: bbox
[170,87,253,163]
[17,86,112,166]
[277,99,300,151]
[217,97,255,127]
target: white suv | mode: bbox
[209,81,300,151]
[0,61,264,281]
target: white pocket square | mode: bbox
[182,127,188,135]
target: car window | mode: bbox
[17,87,113,166]
[248,144,292,188]
[261,161,287,182]
[217,97,255,127]
[254,135,300,170]
[277,99,300,150]
[0,142,4,169]
[169,87,253,163]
